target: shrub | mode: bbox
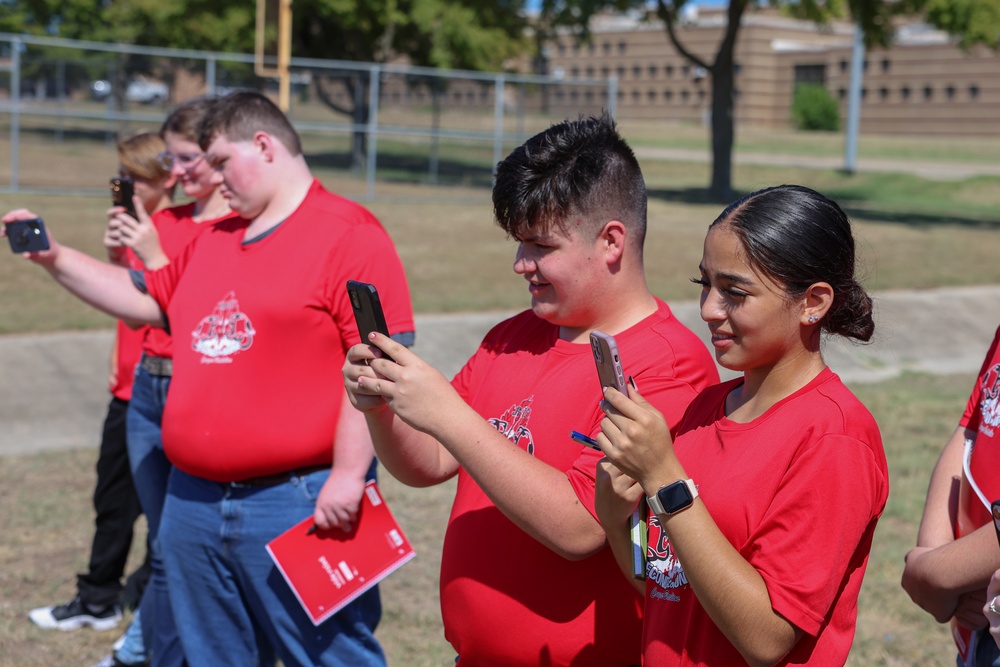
[791,83,841,132]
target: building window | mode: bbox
[601,66,609,78]
[946,84,956,100]
[585,66,594,78]
[664,89,673,101]
[839,59,848,73]
[734,62,742,75]
[838,87,846,100]
[861,87,867,100]
[585,90,594,102]
[617,90,624,100]
[603,41,611,54]
[879,86,889,101]
[570,66,579,78]
[923,85,933,100]
[681,89,690,102]
[555,89,565,101]
[588,42,596,54]
[698,89,706,101]
[794,64,826,87]
[648,88,657,101]
[632,64,641,78]
[571,89,579,102]
[970,84,980,99]
[616,66,625,79]
[901,85,911,100]
[648,64,658,78]
[666,64,674,77]
[881,57,890,73]
[682,64,690,77]
[618,40,627,55]
[557,43,566,56]
[632,89,640,102]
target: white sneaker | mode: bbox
[28,596,122,631]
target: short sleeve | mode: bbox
[746,434,887,636]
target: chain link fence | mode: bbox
[0,33,615,200]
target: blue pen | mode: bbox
[570,430,601,450]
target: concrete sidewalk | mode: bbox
[2,284,998,457]
[633,146,1000,181]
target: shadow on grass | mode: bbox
[306,150,496,189]
[646,187,1000,229]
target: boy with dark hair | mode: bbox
[4,91,414,666]
[344,113,718,666]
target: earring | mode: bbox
[808,315,818,324]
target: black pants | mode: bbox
[76,396,145,610]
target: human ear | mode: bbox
[801,282,833,325]
[600,220,626,265]
[254,131,274,162]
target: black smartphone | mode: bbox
[346,280,393,362]
[6,217,50,253]
[590,330,627,394]
[110,177,137,218]
[992,500,1000,550]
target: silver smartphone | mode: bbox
[589,330,627,394]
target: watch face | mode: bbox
[658,480,694,514]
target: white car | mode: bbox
[90,78,168,104]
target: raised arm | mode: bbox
[3,209,163,326]
[348,333,608,560]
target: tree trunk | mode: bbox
[708,61,734,203]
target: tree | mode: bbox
[539,0,1000,202]
[0,0,528,167]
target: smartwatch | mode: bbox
[647,479,698,516]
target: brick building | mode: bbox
[542,7,1000,136]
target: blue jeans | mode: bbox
[115,609,147,666]
[960,629,1000,667]
[126,364,185,667]
[159,467,385,667]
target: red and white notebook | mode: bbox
[266,481,416,626]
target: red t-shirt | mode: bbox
[145,180,414,481]
[126,203,239,360]
[444,300,718,667]
[953,325,1000,655]
[642,368,888,666]
[110,319,143,401]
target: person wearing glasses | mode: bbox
[594,185,888,665]
[29,133,176,667]
[98,96,236,667]
[903,325,1000,666]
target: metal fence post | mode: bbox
[366,63,380,200]
[608,75,618,119]
[492,74,505,178]
[206,55,217,95]
[10,36,21,192]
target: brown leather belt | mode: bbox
[229,464,330,487]
[140,354,173,377]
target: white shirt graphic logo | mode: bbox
[191,291,255,363]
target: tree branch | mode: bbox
[656,0,711,70]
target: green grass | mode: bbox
[5,151,999,334]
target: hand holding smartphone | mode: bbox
[6,217,50,253]
[590,330,627,394]
[110,177,138,219]
[347,280,394,362]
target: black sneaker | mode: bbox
[28,596,122,631]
